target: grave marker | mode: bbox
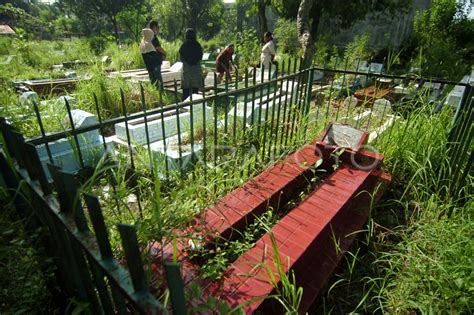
[36,110,113,179]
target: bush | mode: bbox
[273,18,300,55]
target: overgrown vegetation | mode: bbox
[0,189,54,314]
[313,106,473,314]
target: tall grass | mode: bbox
[314,104,473,313]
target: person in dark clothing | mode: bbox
[140,21,167,89]
[216,44,234,82]
[179,28,203,101]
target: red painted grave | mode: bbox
[151,124,391,313]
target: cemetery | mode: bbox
[0,1,473,314]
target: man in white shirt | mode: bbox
[261,31,276,70]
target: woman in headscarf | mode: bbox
[179,28,203,101]
[140,28,163,89]
[261,31,276,70]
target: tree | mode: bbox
[271,0,411,68]
[60,0,145,42]
[412,0,473,79]
[237,0,270,41]
[117,1,152,42]
[151,0,224,41]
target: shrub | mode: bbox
[273,18,300,55]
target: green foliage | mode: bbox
[0,193,54,314]
[235,28,261,69]
[195,210,277,280]
[151,0,225,41]
[103,42,145,70]
[162,39,181,65]
[412,0,472,79]
[60,0,146,40]
[273,18,299,55]
[0,3,46,38]
[343,33,373,70]
[0,37,95,81]
[152,0,185,41]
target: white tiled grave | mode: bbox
[114,94,211,145]
[148,134,203,172]
[36,110,113,179]
[228,90,290,125]
[130,62,183,84]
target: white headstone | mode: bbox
[369,63,383,74]
[373,98,392,115]
[323,124,366,151]
[19,91,39,106]
[36,110,113,179]
[344,96,359,108]
[161,61,171,70]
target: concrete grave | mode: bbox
[148,134,203,173]
[114,94,211,145]
[228,91,290,125]
[36,110,113,179]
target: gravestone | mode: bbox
[322,123,366,151]
[344,96,359,108]
[162,62,183,83]
[227,91,289,125]
[369,63,383,74]
[36,110,113,179]
[373,98,392,115]
[19,91,39,106]
[64,71,77,78]
[162,61,171,70]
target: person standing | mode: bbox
[140,21,167,89]
[179,29,203,101]
[216,44,235,82]
[261,31,276,70]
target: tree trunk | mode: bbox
[297,0,316,69]
[258,0,268,41]
[111,15,119,43]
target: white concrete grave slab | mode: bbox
[446,70,473,109]
[36,110,113,179]
[114,94,211,145]
[228,91,290,125]
[205,72,216,87]
[148,134,203,172]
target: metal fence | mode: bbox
[1,60,472,313]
